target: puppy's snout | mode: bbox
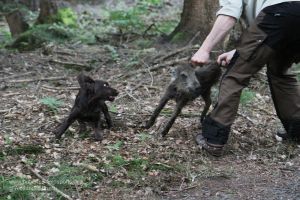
[188,80,201,92]
[194,82,201,91]
[113,89,119,96]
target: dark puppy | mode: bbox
[144,63,221,137]
[54,73,118,141]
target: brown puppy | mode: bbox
[144,63,221,137]
[54,73,118,141]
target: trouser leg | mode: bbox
[201,7,300,145]
[203,45,275,145]
[267,54,300,139]
[202,14,275,145]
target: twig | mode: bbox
[50,59,92,70]
[154,46,194,63]
[50,59,86,67]
[23,162,73,200]
[143,23,156,37]
[0,92,23,97]
[0,72,34,81]
[53,50,77,56]
[187,31,201,46]
[115,82,144,100]
[254,107,276,116]
[73,163,99,173]
[42,85,79,90]
[122,56,189,78]
[125,90,140,102]
[0,109,10,113]
[7,76,67,83]
[169,184,198,193]
[141,60,154,87]
[237,112,255,124]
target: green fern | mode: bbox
[40,97,63,111]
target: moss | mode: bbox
[170,32,186,43]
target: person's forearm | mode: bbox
[200,15,236,52]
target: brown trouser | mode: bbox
[203,2,300,145]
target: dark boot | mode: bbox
[195,117,231,157]
[277,119,300,141]
[195,134,224,157]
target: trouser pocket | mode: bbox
[236,21,268,61]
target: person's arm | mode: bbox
[191,15,236,64]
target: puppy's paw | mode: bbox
[158,129,169,138]
[53,130,62,140]
[141,121,153,129]
[94,131,103,141]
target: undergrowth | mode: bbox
[1,0,179,50]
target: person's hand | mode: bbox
[217,49,236,66]
[191,49,210,66]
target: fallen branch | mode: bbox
[7,76,66,83]
[23,162,73,200]
[42,85,79,90]
[50,59,92,71]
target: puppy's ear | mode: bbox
[77,73,94,88]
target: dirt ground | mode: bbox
[1,40,299,199]
[1,1,300,200]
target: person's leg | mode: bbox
[267,54,300,140]
[196,14,276,155]
[200,44,275,142]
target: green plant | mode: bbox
[156,20,179,35]
[0,176,38,200]
[171,32,186,43]
[40,97,64,113]
[107,0,163,34]
[48,164,90,190]
[56,8,78,27]
[240,88,255,106]
[0,29,12,49]
[106,141,123,152]
[108,7,145,34]
[111,154,127,167]
[109,104,118,113]
[2,144,44,156]
[3,135,13,145]
[9,24,76,50]
[137,133,152,141]
[104,45,119,61]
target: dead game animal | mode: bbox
[54,73,119,141]
[144,63,221,137]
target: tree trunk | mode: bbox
[167,0,219,45]
[36,0,58,24]
[5,10,29,37]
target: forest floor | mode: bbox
[1,1,300,200]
